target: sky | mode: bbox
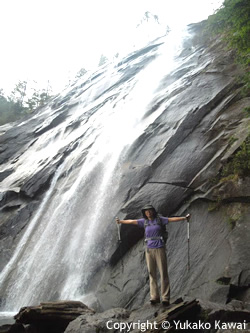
[0,0,223,95]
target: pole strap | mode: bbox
[145,236,163,242]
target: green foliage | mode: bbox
[227,217,237,229]
[221,134,250,178]
[208,136,250,213]
[244,106,250,117]
[206,0,250,67]
[208,200,221,212]
[0,89,24,125]
[9,80,27,107]
[98,54,108,67]
[228,135,238,146]
[75,68,87,79]
[240,71,250,97]
[0,81,52,125]
[26,88,52,112]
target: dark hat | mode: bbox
[141,204,157,219]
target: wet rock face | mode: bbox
[0,21,249,313]
[92,27,250,309]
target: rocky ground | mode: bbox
[1,298,250,333]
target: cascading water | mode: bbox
[0,26,194,312]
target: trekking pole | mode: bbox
[186,214,191,271]
[116,217,124,272]
[116,217,121,243]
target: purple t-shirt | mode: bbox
[137,217,169,248]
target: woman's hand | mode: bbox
[186,214,191,220]
[116,217,121,224]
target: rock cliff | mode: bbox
[91,23,250,312]
[0,20,249,331]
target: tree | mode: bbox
[75,68,87,79]
[98,54,108,67]
[207,0,250,66]
[0,81,53,125]
[0,89,23,125]
[9,80,27,108]
[26,85,52,112]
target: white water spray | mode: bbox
[0,27,194,311]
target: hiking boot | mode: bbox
[150,299,160,305]
[162,300,170,306]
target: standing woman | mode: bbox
[116,204,190,306]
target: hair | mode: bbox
[141,205,157,219]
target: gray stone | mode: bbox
[65,307,130,333]
[14,301,94,333]
[0,20,249,320]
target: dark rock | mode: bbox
[117,42,163,67]
[0,19,249,320]
[0,190,19,209]
[207,309,250,332]
[34,111,69,136]
[0,324,12,333]
[65,307,130,333]
[19,166,56,198]
[0,121,37,165]
[97,198,250,311]
[65,299,201,333]
[5,323,25,333]
[209,286,230,304]
[13,301,94,333]
[0,200,40,271]
[0,202,37,239]
[0,169,13,182]
[212,177,250,203]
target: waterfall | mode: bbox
[0,26,192,312]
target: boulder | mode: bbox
[65,307,130,333]
[3,298,250,333]
[13,301,94,333]
[65,298,250,333]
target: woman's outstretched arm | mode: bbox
[168,214,190,223]
[116,218,138,225]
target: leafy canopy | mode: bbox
[0,81,52,125]
[207,0,250,66]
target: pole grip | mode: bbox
[116,217,121,242]
[187,219,190,271]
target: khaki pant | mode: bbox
[145,247,170,302]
